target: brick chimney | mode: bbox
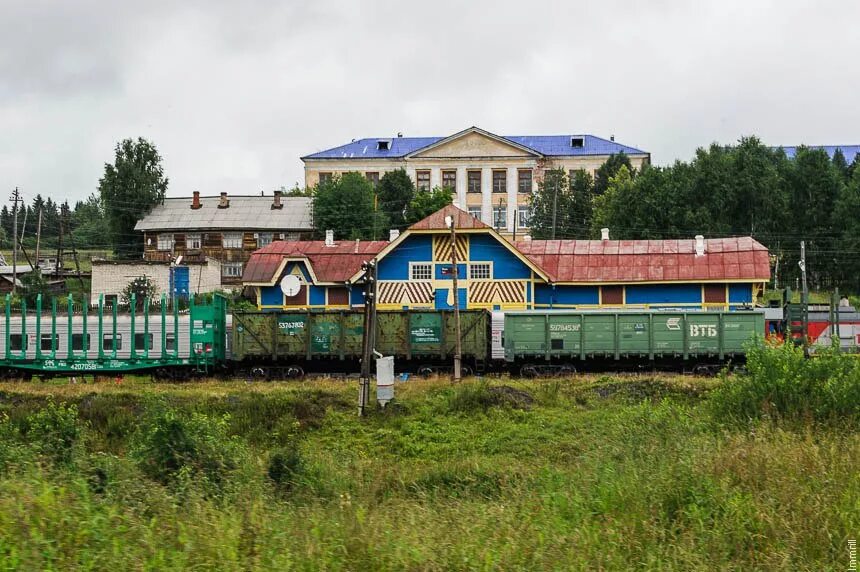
[272,189,283,210]
[218,192,229,209]
[191,191,202,210]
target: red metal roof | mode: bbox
[515,237,771,283]
[243,240,388,284]
[407,204,489,231]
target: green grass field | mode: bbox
[0,351,857,570]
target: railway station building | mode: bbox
[243,205,771,313]
[301,126,649,237]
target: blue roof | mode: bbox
[777,145,860,163]
[302,130,647,160]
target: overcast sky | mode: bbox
[2,0,859,206]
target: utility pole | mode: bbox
[358,259,377,416]
[799,240,809,358]
[551,174,558,240]
[35,207,43,268]
[447,214,462,382]
[10,188,19,294]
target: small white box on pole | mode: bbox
[376,356,395,406]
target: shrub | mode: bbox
[267,445,304,492]
[26,401,82,465]
[441,383,534,414]
[711,342,860,424]
[131,405,247,491]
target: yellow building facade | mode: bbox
[301,126,649,236]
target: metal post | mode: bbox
[35,207,42,268]
[449,216,462,382]
[10,188,18,294]
[551,175,558,240]
[358,260,377,416]
[800,241,808,357]
[35,295,42,361]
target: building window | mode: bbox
[518,206,531,229]
[103,334,123,351]
[157,233,174,251]
[493,205,507,229]
[365,172,380,188]
[318,172,333,184]
[71,334,91,352]
[467,170,482,193]
[571,136,584,148]
[222,232,242,249]
[134,333,154,351]
[492,170,507,193]
[442,170,457,192]
[569,169,587,183]
[165,333,176,352]
[9,334,25,351]
[518,170,532,193]
[410,263,432,281]
[468,206,482,220]
[416,170,431,192]
[222,262,243,278]
[469,263,491,280]
[257,232,273,248]
[40,334,57,351]
[186,233,202,250]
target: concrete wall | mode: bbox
[91,258,223,300]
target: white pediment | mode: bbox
[408,127,541,159]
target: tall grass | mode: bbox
[0,375,855,569]
[711,342,860,424]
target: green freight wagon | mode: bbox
[231,309,489,376]
[504,310,764,375]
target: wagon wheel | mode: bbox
[460,365,473,377]
[416,366,435,378]
[520,365,539,379]
[286,365,304,379]
[557,364,576,377]
[251,366,268,380]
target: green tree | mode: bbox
[72,194,108,248]
[99,138,169,258]
[834,168,860,291]
[530,169,576,239]
[404,187,453,224]
[832,148,850,182]
[594,152,634,195]
[122,275,158,308]
[282,185,313,197]
[377,169,415,229]
[0,205,11,247]
[312,172,387,240]
[21,271,51,307]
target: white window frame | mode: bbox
[518,206,532,229]
[257,232,273,248]
[222,262,243,278]
[468,206,482,220]
[469,262,491,280]
[157,233,174,251]
[222,232,243,249]
[409,262,432,281]
[186,233,202,250]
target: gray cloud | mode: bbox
[1,0,859,207]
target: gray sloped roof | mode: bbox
[134,195,313,232]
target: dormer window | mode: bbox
[377,139,391,151]
[570,136,584,148]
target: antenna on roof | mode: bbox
[397,132,403,137]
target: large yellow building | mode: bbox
[301,126,649,235]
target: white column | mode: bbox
[481,167,493,225]
[507,166,518,232]
[405,165,417,187]
[430,167,441,191]
[456,167,467,209]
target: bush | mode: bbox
[711,342,860,424]
[26,401,82,465]
[267,446,303,491]
[131,405,247,491]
